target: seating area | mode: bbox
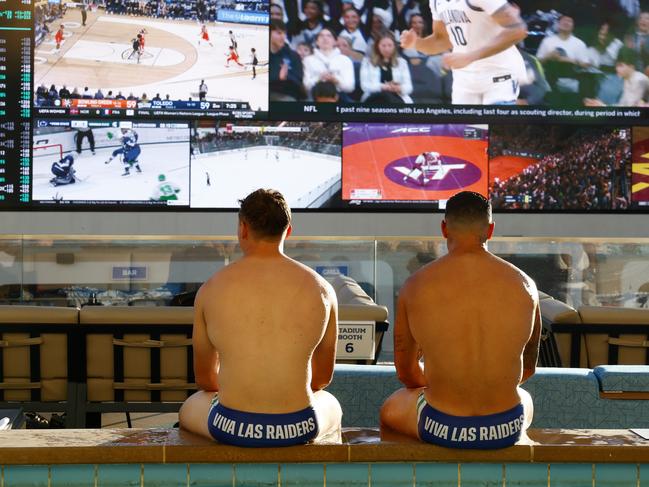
[540,294,649,367]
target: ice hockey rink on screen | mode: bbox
[341,123,488,201]
[32,125,190,203]
[34,7,268,110]
[190,145,341,209]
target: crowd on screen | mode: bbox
[193,122,341,156]
[490,127,632,210]
[270,0,649,106]
[104,0,267,21]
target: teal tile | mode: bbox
[550,463,593,487]
[461,464,503,486]
[325,463,369,486]
[506,464,548,487]
[143,464,187,487]
[51,465,95,487]
[189,464,233,487]
[4,466,49,487]
[371,463,413,487]
[596,464,637,486]
[97,464,141,487]
[281,464,324,487]
[415,463,458,487]
[234,464,278,487]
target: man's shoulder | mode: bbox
[403,258,443,289]
[490,254,538,294]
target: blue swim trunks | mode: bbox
[416,393,525,449]
[207,396,319,447]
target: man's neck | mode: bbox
[446,238,489,255]
[243,239,285,258]
[558,32,571,41]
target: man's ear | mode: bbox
[441,219,448,239]
[486,221,495,240]
[239,219,249,240]
[285,224,292,239]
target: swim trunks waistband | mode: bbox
[416,393,525,449]
[207,396,319,447]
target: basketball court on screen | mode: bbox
[489,156,538,183]
[35,8,268,109]
[342,125,488,201]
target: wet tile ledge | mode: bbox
[0,428,647,465]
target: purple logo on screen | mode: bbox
[385,155,482,190]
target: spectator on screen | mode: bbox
[270,19,305,101]
[536,14,590,95]
[360,32,413,103]
[584,47,649,106]
[303,27,355,99]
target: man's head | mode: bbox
[270,2,284,21]
[442,191,494,244]
[616,46,638,78]
[270,19,287,52]
[238,188,292,242]
[557,15,574,35]
[313,80,339,102]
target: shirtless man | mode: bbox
[380,191,540,448]
[179,189,342,446]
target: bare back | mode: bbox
[403,251,538,415]
[197,254,336,413]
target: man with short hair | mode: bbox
[270,19,305,101]
[198,80,208,101]
[179,189,342,446]
[380,191,540,448]
[535,14,590,95]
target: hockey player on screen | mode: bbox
[404,151,443,185]
[105,128,142,176]
[150,174,181,201]
[50,154,76,186]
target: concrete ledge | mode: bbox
[0,428,648,465]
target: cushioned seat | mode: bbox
[329,275,389,364]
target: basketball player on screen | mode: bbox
[199,24,213,47]
[55,25,64,50]
[400,0,528,105]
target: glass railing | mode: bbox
[2,235,648,361]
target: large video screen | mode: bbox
[33,0,269,118]
[2,0,649,213]
[342,123,488,209]
[190,120,341,208]
[32,120,191,206]
[269,1,648,123]
[489,125,633,211]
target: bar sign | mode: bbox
[112,266,147,280]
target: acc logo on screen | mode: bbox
[384,155,482,191]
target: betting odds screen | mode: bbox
[0,0,648,212]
